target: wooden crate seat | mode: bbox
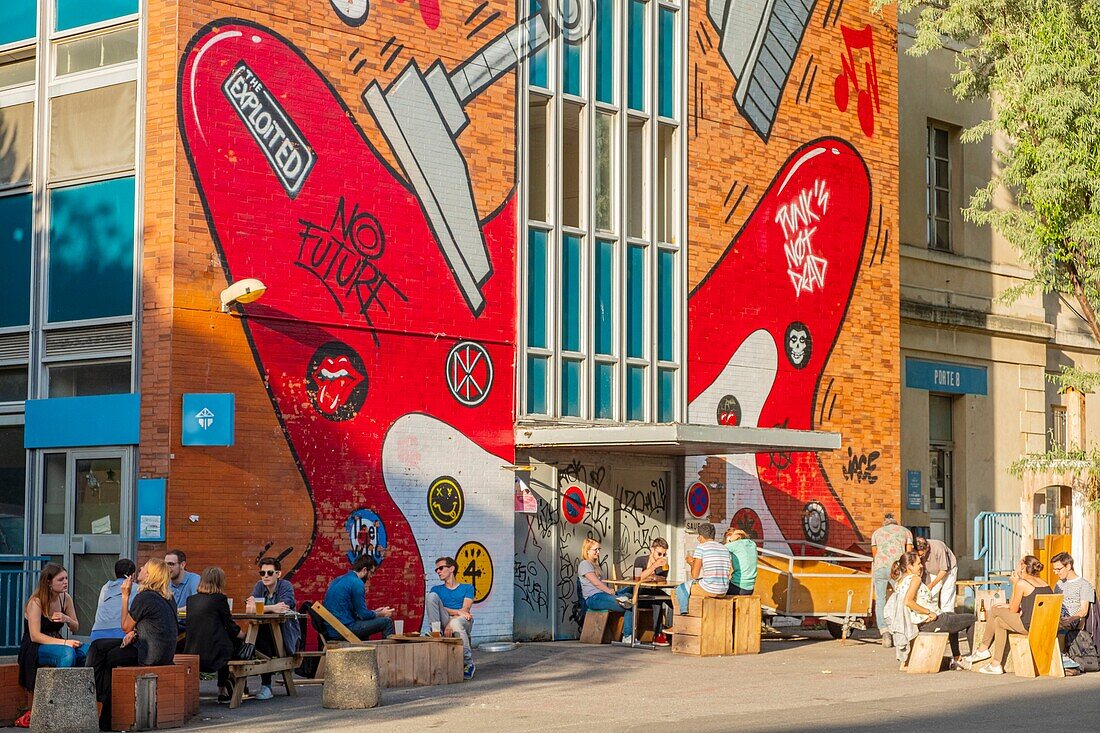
[110,664,187,731]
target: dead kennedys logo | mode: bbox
[445,341,493,407]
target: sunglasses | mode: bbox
[259,570,278,577]
[435,566,450,573]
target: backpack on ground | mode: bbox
[1067,628,1100,673]
[294,600,321,679]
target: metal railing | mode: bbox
[1,555,49,655]
[973,512,1055,580]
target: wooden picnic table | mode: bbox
[225,612,306,709]
[604,578,677,650]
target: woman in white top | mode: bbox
[895,550,975,668]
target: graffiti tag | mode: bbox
[842,447,880,484]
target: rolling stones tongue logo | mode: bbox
[306,342,368,421]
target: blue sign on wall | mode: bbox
[136,478,166,542]
[181,393,235,446]
[905,358,988,395]
[906,470,922,510]
[25,394,140,448]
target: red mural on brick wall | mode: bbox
[687,139,871,551]
[178,20,518,630]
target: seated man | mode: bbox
[90,558,137,641]
[1052,551,1095,633]
[166,548,200,633]
[674,523,732,615]
[620,538,671,646]
[425,556,476,680]
[321,555,395,640]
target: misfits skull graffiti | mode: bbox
[784,322,812,369]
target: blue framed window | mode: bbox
[658,8,675,118]
[658,368,675,422]
[47,176,135,322]
[0,1,36,46]
[56,0,137,32]
[627,0,646,112]
[562,0,582,96]
[627,365,645,421]
[528,0,549,88]
[595,362,614,419]
[657,249,674,361]
[527,356,548,414]
[0,194,33,328]
[627,244,645,358]
[527,228,548,348]
[562,359,582,416]
[561,234,582,352]
[595,239,613,355]
[595,0,614,104]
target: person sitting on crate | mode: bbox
[893,550,975,670]
[184,567,246,704]
[724,528,758,596]
[321,555,396,641]
[674,523,732,616]
[425,556,477,680]
[90,558,138,642]
[577,537,634,641]
[620,538,672,646]
[960,555,1053,674]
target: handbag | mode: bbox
[235,642,256,661]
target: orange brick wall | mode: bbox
[684,0,900,548]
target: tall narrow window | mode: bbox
[0,194,33,328]
[927,123,951,252]
[0,1,37,46]
[528,0,549,89]
[522,0,682,421]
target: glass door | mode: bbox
[37,449,131,636]
[928,446,952,545]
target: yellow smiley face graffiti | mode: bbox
[427,476,464,528]
[456,540,492,603]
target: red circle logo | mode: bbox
[562,486,586,524]
[687,482,710,519]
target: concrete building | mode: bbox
[897,20,1100,581]
[1,0,901,644]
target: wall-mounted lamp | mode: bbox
[220,278,267,312]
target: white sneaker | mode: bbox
[978,663,1004,675]
[964,648,991,664]
[880,632,894,648]
[255,685,274,700]
[621,634,633,645]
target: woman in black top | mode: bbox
[183,566,244,703]
[88,558,179,730]
[15,563,84,727]
[961,555,1054,674]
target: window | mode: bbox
[1051,406,1067,451]
[0,193,32,327]
[522,0,682,421]
[47,359,131,397]
[927,123,951,252]
[0,2,36,47]
[0,426,27,553]
[55,0,137,32]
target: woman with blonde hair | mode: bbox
[184,566,245,703]
[961,555,1053,674]
[577,537,633,619]
[724,528,758,596]
[89,558,181,730]
[14,563,83,727]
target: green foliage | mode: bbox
[875,0,1100,340]
[1049,365,1100,394]
[1009,444,1100,512]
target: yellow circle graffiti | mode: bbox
[427,476,464,528]
[456,540,493,603]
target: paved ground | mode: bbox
[147,631,1100,732]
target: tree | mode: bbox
[879,0,1100,342]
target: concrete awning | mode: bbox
[515,422,841,456]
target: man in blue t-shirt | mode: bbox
[322,555,395,640]
[426,556,476,679]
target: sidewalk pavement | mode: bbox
[172,630,1100,732]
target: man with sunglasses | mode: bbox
[248,557,300,701]
[621,538,672,646]
[426,557,476,680]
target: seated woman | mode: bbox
[725,528,758,596]
[15,563,84,728]
[184,567,245,703]
[248,556,299,700]
[894,550,975,669]
[90,558,137,641]
[89,558,179,730]
[962,555,1053,674]
[578,538,633,629]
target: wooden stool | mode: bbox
[370,637,464,687]
[903,633,948,673]
[669,596,735,656]
[0,663,26,726]
[1006,594,1064,678]
[580,611,624,644]
[731,596,761,655]
[111,664,187,731]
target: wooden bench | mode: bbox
[0,663,27,727]
[668,596,742,656]
[111,664,187,731]
[1007,593,1064,678]
[307,602,462,688]
[580,611,624,644]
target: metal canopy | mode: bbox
[515,422,841,456]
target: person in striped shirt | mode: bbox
[675,523,732,614]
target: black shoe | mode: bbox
[217,694,232,704]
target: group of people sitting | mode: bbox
[873,512,1097,673]
[576,522,758,645]
[16,550,303,729]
